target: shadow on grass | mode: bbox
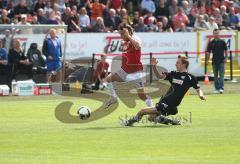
[74,124,176,131]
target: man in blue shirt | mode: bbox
[42,28,62,82]
[0,39,8,85]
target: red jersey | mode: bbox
[121,35,143,73]
[94,61,109,79]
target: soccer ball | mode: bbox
[77,106,91,120]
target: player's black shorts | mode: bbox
[155,101,178,116]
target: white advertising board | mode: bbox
[0,31,238,75]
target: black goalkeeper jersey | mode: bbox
[162,71,200,106]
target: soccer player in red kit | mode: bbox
[104,23,153,109]
[92,54,109,90]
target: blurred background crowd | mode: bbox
[0,0,239,33]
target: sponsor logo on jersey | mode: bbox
[173,78,184,85]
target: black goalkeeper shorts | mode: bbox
[155,101,178,116]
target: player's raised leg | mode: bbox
[103,72,123,109]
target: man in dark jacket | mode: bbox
[206,29,228,94]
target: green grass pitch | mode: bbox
[0,93,240,164]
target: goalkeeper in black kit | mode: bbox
[123,55,206,126]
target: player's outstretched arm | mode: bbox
[151,58,166,79]
[196,88,206,101]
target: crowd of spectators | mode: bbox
[0,0,239,33]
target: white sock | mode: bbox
[145,97,153,107]
[106,82,117,98]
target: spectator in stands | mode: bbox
[56,10,63,18]
[104,8,122,32]
[26,0,34,11]
[90,0,106,26]
[154,0,170,20]
[13,0,29,18]
[0,9,11,24]
[220,5,230,27]
[156,21,163,32]
[18,14,33,34]
[42,28,62,82]
[162,16,173,32]
[146,16,158,32]
[125,0,140,16]
[132,11,140,26]
[198,1,207,16]
[212,8,223,27]
[17,14,28,25]
[55,0,66,13]
[194,14,208,31]
[62,7,71,24]
[168,0,178,18]
[172,7,189,31]
[227,1,237,12]
[71,4,78,12]
[228,7,239,29]
[0,1,4,8]
[64,9,81,32]
[32,15,40,24]
[44,1,53,18]
[92,16,107,32]
[8,39,33,80]
[37,8,48,24]
[11,17,18,25]
[121,15,129,24]
[143,10,156,25]
[52,0,63,14]
[92,54,109,90]
[119,8,132,25]
[34,0,46,13]
[211,0,221,9]
[109,0,122,13]
[55,16,66,33]
[78,0,91,17]
[46,11,58,24]
[73,8,82,31]
[187,8,197,28]
[65,0,79,9]
[141,0,156,14]
[134,16,148,32]
[182,0,191,15]
[206,16,219,30]
[55,15,64,25]
[79,7,91,32]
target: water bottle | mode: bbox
[11,80,18,96]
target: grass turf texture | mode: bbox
[0,92,240,163]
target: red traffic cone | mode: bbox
[204,74,210,85]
